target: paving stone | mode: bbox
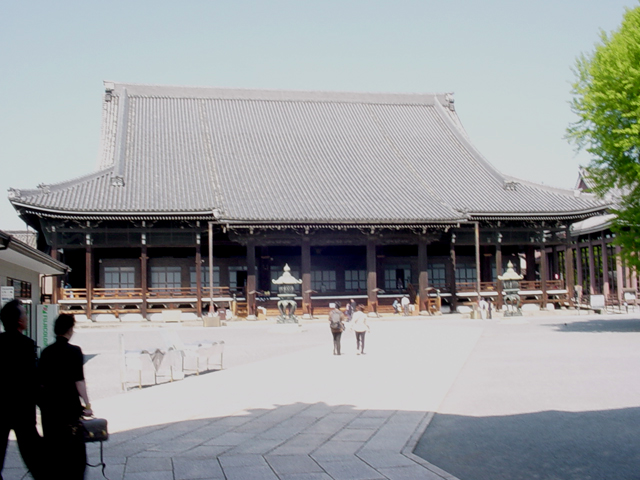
[314,457,386,480]
[124,456,173,473]
[378,464,444,480]
[202,431,256,446]
[87,462,125,480]
[223,437,285,454]
[176,445,231,458]
[123,470,174,480]
[268,433,331,455]
[173,457,225,479]
[313,440,364,456]
[233,420,282,434]
[347,415,390,429]
[143,438,205,453]
[279,473,333,480]
[178,424,233,441]
[221,465,280,480]
[265,454,324,475]
[218,454,269,468]
[332,428,376,442]
[356,450,417,468]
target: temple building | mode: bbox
[8,82,610,320]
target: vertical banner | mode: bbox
[36,304,59,350]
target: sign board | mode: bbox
[590,294,605,309]
[1,286,15,307]
[36,304,59,349]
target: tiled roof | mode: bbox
[10,82,607,223]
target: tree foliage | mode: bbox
[567,6,640,268]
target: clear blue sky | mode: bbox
[0,0,636,229]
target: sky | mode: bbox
[0,0,637,230]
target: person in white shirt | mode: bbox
[352,305,370,355]
[401,296,410,316]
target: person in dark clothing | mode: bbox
[328,302,346,355]
[39,314,92,480]
[0,299,44,480]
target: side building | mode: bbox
[0,230,69,334]
[8,82,609,320]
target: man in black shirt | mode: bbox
[39,314,92,480]
[0,299,44,480]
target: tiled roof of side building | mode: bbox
[10,82,607,223]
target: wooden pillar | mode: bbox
[616,245,624,302]
[85,235,93,321]
[525,245,536,281]
[141,240,148,320]
[496,243,503,309]
[449,232,458,312]
[601,239,610,298]
[565,228,575,308]
[366,238,378,314]
[474,223,481,299]
[418,235,429,313]
[208,222,215,315]
[576,245,583,292]
[246,239,256,319]
[195,234,203,317]
[540,243,548,309]
[301,237,312,318]
[50,227,60,304]
[588,236,596,294]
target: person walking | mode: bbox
[352,304,370,355]
[328,302,346,355]
[0,300,45,480]
[39,314,93,479]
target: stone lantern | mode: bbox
[498,261,524,317]
[272,264,302,323]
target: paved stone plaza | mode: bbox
[4,313,640,479]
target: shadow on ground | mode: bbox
[547,318,640,333]
[414,406,640,480]
[4,401,432,480]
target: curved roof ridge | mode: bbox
[432,99,505,186]
[105,80,452,105]
[503,174,603,200]
[12,167,115,199]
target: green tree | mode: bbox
[567,5,640,268]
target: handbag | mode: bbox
[81,416,110,479]
[81,416,109,442]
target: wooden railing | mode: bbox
[61,281,567,303]
[61,286,244,301]
[456,282,500,293]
